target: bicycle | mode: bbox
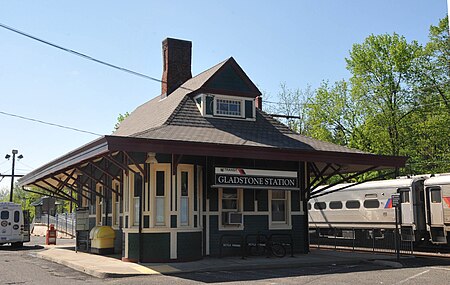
[246,233,286,258]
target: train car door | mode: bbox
[428,187,444,225]
[399,188,412,225]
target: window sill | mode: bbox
[218,225,244,231]
[269,223,292,230]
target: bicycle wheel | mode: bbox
[271,243,286,257]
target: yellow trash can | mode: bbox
[89,226,116,254]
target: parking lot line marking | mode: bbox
[429,267,450,271]
[394,270,430,285]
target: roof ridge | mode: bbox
[256,109,296,134]
[129,124,168,137]
[163,95,190,125]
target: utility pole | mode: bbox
[4,149,23,202]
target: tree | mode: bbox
[346,33,422,158]
[275,83,312,134]
[405,16,450,174]
[113,112,130,132]
[305,80,359,146]
[416,16,450,111]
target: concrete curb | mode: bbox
[35,250,160,278]
[372,260,403,268]
[34,245,396,279]
[145,257,370,276]
[36,251,108,278]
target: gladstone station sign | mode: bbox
[213,167,299,190]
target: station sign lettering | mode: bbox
[214,167,299,190]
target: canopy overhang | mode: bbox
[18,135,407,203]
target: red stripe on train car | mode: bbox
[384,198,393,209]
[443,197,450,208]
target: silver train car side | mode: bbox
[424,175,450,244]
[308,176,428,243]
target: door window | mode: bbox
[399,188,410,203]
[156,170,166,225]
[271,190,287,222]
[1,211,9,220]
[180,171,189,226]
[14,211,20,223]
[430,188,441,203]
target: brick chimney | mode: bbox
[255,96,262,110]
[161,38,192,97]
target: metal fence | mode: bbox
[309,227,414,255]
[34,213,76,237]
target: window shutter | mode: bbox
[245,100,253,118]
[206,96,214,115]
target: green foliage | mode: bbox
[0,186,40,220]
[113,111,130,132]
[305,80,358,146]
[274,15,449,178]
[346,33,422,157]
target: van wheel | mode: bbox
[12,242,23,248]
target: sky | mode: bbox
[0,1,448,191]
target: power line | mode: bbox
[0,110,102,137]
[0,22,162,83]
[16,160,35,170]
[0,22,196,94]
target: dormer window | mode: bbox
[216,99,241,117]
[194,94,255,120]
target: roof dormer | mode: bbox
[194,93,256,120]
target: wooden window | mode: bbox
[155,171,165,225]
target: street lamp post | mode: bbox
[5,149,23,202]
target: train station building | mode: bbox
[18,38,406,262]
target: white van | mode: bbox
[0,202,30,247]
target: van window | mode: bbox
[346,200,360,209]
[14,211,20,223]
[329,201,343,209]
[1,210,9,220]
[364,199,380,209]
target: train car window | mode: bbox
[430,188,441,203]
[363,199,380,209]
[314,202,326,210]
[399,188,410,203]
[329,201,343,209]
[346,200,360,209]
[307,203,311,210]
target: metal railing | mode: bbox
[309,227,414,255]
[34,213,76,237]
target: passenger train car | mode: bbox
[424,175,450,244]
[308,175,433,244]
